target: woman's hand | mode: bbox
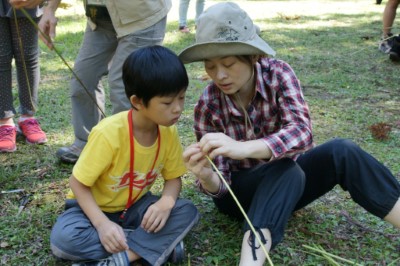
[199,133,248,160]
[199,133,272,160]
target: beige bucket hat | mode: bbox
[178,2,276,64]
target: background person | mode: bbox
[379,0,400,61]
[178,0,205,33]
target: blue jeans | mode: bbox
[69,17,167,149]
[50,192,199,266]
[178,0,205,27]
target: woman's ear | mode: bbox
[130,95,143,110]
[252,55,260,64]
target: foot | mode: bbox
[179,26,190,33]
[56,144,82,164]
[168,241,185,264]
[71,251,129,266]
[0,125,17,153]
[379,33,394,54]
[18,118,47,144]
[389,35,400,62]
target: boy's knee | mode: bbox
[176,199,199,222]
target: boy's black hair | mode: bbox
[122,45,189,107]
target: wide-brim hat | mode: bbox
[178,2,276,64]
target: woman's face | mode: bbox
[204,56,254,95]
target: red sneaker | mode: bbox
[18,118,47,144]
[0,125,17,152]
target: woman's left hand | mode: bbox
[199,133,248,160]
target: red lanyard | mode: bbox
[119,109,160,223]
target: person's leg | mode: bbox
[384,196,400,228]
[50,202,112,261]
[10,17,47,144]
[195,0,205,21]
[0,17,17,152]
[179,0,191,32]
[213,159,305,265]
[117,192,199,266]
[108,16,167,115]
[10,17,40,118]
[71,20,117,148]
[0,17,16,124]
[379,0,400,53]
[179,0,190,27]
[382,0,400,37]
[295,138,400,228]
[56,20,117,162]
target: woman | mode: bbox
[180,2,400,265]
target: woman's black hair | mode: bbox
[122,45,189,107]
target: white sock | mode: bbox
[0,120,15,126]
[18,117,34,122]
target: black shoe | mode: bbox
[389,35,400,62]
[168,241,185,264]
[56,144,82,164]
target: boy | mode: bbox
[50,45,199,266]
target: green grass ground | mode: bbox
[1,0,399,265]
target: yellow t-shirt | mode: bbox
[66,111,187,213]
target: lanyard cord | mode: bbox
[120,109,160,222]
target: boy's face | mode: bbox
[142,90,186,127]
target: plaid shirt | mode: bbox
[194,57,314,198]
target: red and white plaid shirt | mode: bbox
[194,57,314,197]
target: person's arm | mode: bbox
[69,175,128,253]
[38,0,61,49]
[259,60,313,159]
[141,177,182,233]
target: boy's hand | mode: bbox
[96,219,129,253]
[141,200,172,233]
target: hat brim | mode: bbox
[178,36,276,64]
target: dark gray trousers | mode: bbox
[213,138,400,249]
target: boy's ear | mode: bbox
[130,95,143,110]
